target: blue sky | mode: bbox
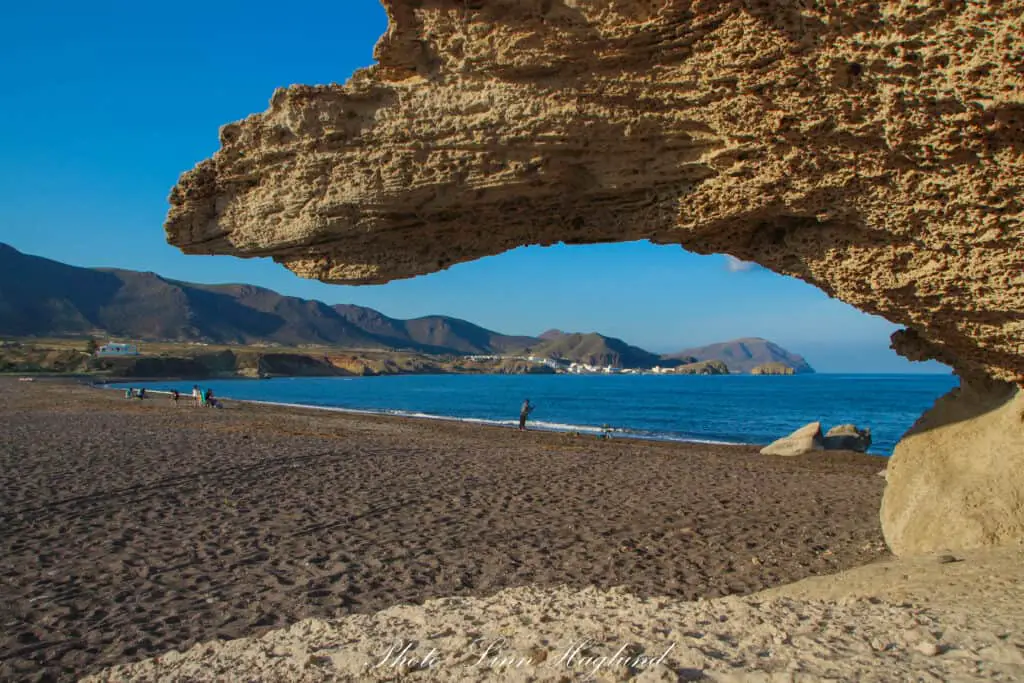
[0,1,947,373]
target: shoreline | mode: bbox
[0,369,955,384]
[94,377,902,456]
[96,382,763,450]
[1,378,888,681]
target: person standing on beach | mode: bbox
[170,389,179,406]
[519,398,534,431]
[192,385,201,407]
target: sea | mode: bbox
[110,373,957,456]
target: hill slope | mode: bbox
[0,244,383,346]
[525,331,667,369]
[665,338,814,374]
[0,244,535,353]
[333,304,538,354]
[0,244,814,370]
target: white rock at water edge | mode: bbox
[760,422,824,456]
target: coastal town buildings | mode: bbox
[95,342,140,357]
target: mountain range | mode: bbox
[332,304,536,355]
[0,243,813,373]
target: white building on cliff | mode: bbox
[96,342,140,357]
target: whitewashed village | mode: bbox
[467,354,755,375]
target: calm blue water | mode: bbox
[111,374,956,456]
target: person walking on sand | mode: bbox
[170,389,179,406]
[192,385,201,407]
[519,398,534,431]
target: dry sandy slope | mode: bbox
[85,546,1024,682]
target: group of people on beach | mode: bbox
[124,385,219,408]
[186,385,218,408]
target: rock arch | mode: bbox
[166,0,1024,555]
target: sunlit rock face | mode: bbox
[166,0,1023,384]
[882,381,1024,557]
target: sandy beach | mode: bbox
[83,545,1024,682]
[0,378,887,682]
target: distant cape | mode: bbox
[664,338,814,374]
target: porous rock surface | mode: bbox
[165,0,1024,384]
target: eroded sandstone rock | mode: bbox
[881,380,1024,556]
[824,424,871,452]
[165,0,1024,383]
[760,421,824,456]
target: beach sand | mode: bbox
[84,546,1024,682]
[0,378,887,682]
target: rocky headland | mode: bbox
[751,362,796,375]
[665,359,729,375]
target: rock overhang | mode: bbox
[165,0,1024,383]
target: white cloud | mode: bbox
[723,255,760,273]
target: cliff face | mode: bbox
[672,360,730,375]
[91,350,351,379]
[751,362,796,376]
[165,0,1023,385]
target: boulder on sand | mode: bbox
[760,422,824,456]
[824,424,872,452]
[882,381,1024,556]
